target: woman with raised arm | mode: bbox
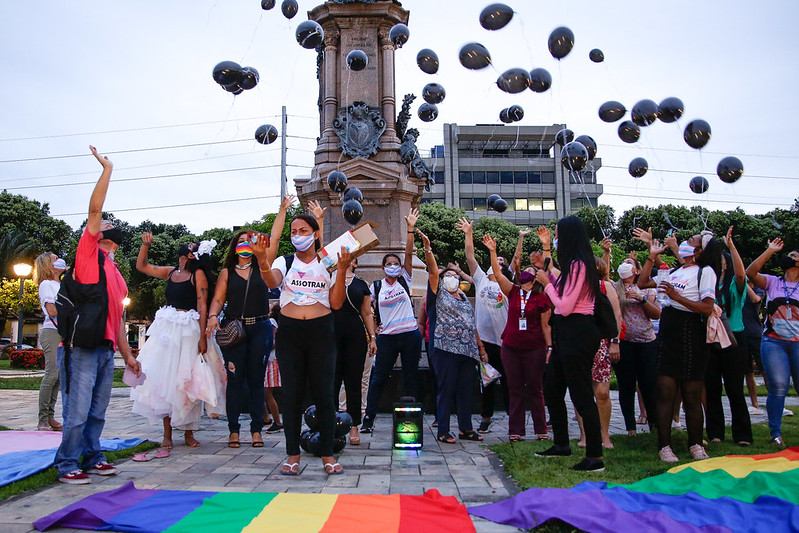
[746,237,799,448]
[131,233,217,449]
[360,208,422,434]
[483,234,551,442]
[638,235,719,462]
[532,216,605,473]
[257,201,350,475]
[419,229,485,443]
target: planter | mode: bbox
[9,348,45,370]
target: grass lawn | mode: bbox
[0,368,127,390]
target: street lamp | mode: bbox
[122,297,130,324]
[13,262,32,349]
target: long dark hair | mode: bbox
[717,251,734,316]
[222,231,261,272]
[697,237,723,302]
[291,214,322,252]
[183,242,216,310]
[554,216,600,299]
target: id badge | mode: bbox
[788,308,793,320]
[518,318,527,331]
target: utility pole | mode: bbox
[281,105,287,198]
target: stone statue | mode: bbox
[396,93,415,139]
[332,101,387,158]
[399,128,433,190]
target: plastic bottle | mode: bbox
[655,263,671,305]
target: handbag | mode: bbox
[479,361,502,387]
[216,269,252,348]
[595,281,619,339]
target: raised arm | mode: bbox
[266,195,295,264]
[252,236,282,289]
[448,261,473,285]
[600,237,612,270]
[87,145,112,236]
[418,230,438,294]
[136,232,174,279]
[746,238,783,290]
[329,248,352,310]
[404,208,419,275]
[455,217,479,276]
[483,234,514,296]
[515,227,532,266]
[638,239,667,289]
[308,199,327,245]
[722,226,746,293]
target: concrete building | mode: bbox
[422,123,603,226]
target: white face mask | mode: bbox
[384,264,402,278]
[443,276,460,293]
[617,263,634,279]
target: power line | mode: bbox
[600,184,790,202]
[599,165,797,181]
[596,142,799,160]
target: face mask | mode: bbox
[443,276,460,292]
[52,258,67,271]
[519,271,536,285]
[235,242,253,257]
[384,264,402,278]
[100,227,123,245]
[678,241,696,258]
[617,263,634,279]
[552,237,559,250]
[291,234,315,252]
[779,255,799,272]
[178,244,192,258]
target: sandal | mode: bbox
[536,434,550,441]
[437,433,456,444]
[509,434,522,442]
[459,430,483,441]
[324,462,344,475]
[252,433,264,448]
[132,448,171,462]
[636,415,647,425]
[281,462,300,476]
[228,433,240,448]
[349,434,361,446]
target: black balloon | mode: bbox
[684,119,711,149]
[631,99,659,127]
[308,432,323,457]
[658,97,684,123]
[528,68,552,93]
[346,50,368,71]
[255,124,278,145]
[304,405,319,431]
[223,82,244,95]
[281,0,298,19]
[499,108,513,124]
[589,48,604,62]
[508,104,524,122]
[560,141,589,172]
[296,20,324,49]
[479,3,514,31]
[493,198,508,213]
[496,68,530,94]
[212,61,243,85]
[555,128,574,147]
[333,436,347,453]
[261,0,275,9]
[418,102,439,122]
[717,156,743,183]
[628,157,648,178]
[334,412,354,439]
[342,199,364,225]
[239,67,259,90]
[327,170,348,193]
[459,42,492,70]
[342,187,363,202]
[416,48,439,74]
[300,429,313,453]
[574,135,597,160]
[548,26,575,60]
[598,100,626,123]
[422,83,446,104]
[487,194,501,208]
[690,176,709,194]
[618,120,641,144]
[389,23,410,48]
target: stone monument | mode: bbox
[294,0,429,292]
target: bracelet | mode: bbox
[259,267,271,273]
[542,248,551,252]
[408,230,415,234]
[424,248,432,253]
[209,314,218,318]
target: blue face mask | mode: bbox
[291,234,315,252]
[384,264,402,278]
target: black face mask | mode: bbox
[779,255,799,272]
[100,227,123,245]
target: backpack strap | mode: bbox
[372,279,383,325]
[283,254,295,273]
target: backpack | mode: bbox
[372,276,411,326]
[595,280,619,339]
[56,251,108,350]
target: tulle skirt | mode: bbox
[130,306,223,429]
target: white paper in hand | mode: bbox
[122,366,146,388]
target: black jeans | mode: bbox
[480,342,508,418]
[276,314,337,457]
[432,348,477,437]
[614,340,658,432]
[544,314,602,458]
[365,329,422,420]
[705,331,753,443]
[334,315,368,426]
[220,320,272,435]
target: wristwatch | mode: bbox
[609,338,620,344]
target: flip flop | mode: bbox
[324,462,343,475]
[459,430,483,441]
[252,433,264,448]
[132,448,170,462]
[280,462,300,476]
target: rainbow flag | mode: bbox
[469,447,799,532]
[34,481,476,532]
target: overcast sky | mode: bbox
[1,0,796,235]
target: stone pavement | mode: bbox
[0,382,793,533]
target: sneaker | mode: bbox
[658,446,679,463]
[771,436,787,449]
[85,461,117,476]
[477,420,492,434]
[748,406,765,416]
[265,422,284,433]
[783,408,794,417]
[59,470,90,485]
[535,445,572,457]
[360,417,374,434]
[689,444,709,461]
[671,420,683,430]
[571,457,605,472]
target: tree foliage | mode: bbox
[0,279,40,316]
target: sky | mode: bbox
[0,0,797,235]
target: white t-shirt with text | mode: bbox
[273,254,332,309]
[663,265,717,313]
[372,269,417,336]
[473,267,508,345]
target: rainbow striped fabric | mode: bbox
[34,481,476,532]
[469,447,799,532]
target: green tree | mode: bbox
[415,202,468,266]
[572,205,616,243]
[0,279,39,317]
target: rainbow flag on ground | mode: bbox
[34,481,476,532]
[469,448,799,532]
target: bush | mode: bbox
[9,348,45,370]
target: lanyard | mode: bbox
[784,278,799,303]
[519,289,530,318]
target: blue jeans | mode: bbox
[364,329,422,420]
[761,336,799,437]
[54,345,115,477]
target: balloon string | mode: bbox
[515,13,536,65]
[240,12,264,64]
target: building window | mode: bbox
[434,171,444,184]
[420,198,433,204]
[486,171,499,184]
[515,198,528,211]
[500,171,513,184]
[503,198,514,211]
[514,171,527,184]
[527,171,541,184]
[528,198,543,211]
[541,171,555,184]
[460,198,473,210]
[571,198,584,210]
[430,145,444,158]
[473,197,487,211]
[472,171,486,184]
[543,199,556,211]
[459,171,472,184]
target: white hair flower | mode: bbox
[196,239,217,257]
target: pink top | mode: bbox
[544,261,594,316]
[74,228,128,350]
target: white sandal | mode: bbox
[323,462,343,475]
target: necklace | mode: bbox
[235,263,252,270]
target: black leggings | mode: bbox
[334,315,368,426]
[276,314,337,457]
[614,340,658,432]
[705,331,753,443]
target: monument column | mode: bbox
[378,27,400,150]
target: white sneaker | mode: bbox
[783,408,794,417]
[748,406,765,416]
[689,444,709,461]
[658,446,679,463]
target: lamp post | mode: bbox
[13,262,32,349]
[122,297,130,325]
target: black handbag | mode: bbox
[595,281,619,339]
[216,269,252,348]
